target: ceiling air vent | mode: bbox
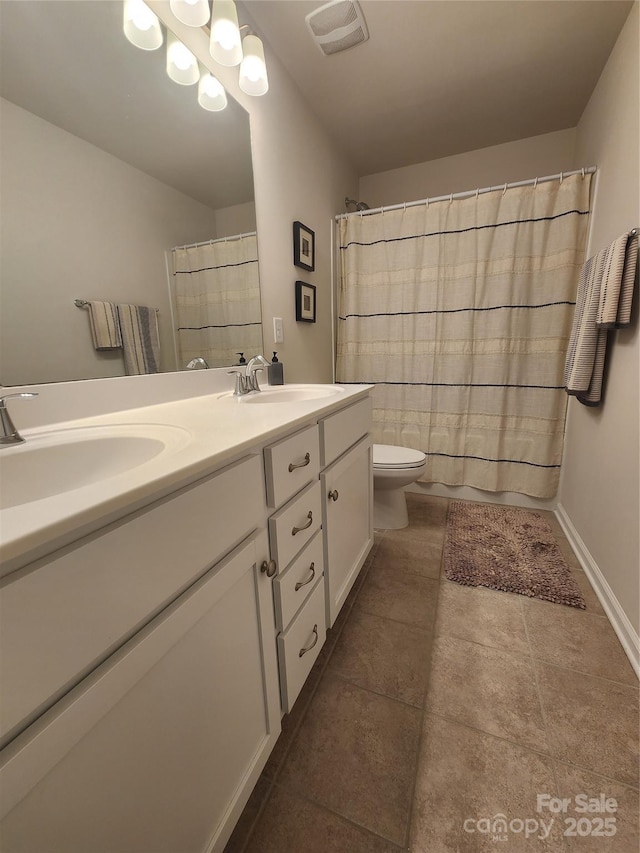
[305,0,369,56]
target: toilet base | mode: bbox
[373,487,409,529]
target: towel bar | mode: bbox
[74,299,159,313]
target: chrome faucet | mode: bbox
[186,357,209,369]
[227,354,270,396]
[0,393,38,445]
[245,354,270,392]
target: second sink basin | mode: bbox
[220,384,347,404]
[0,424,191,509]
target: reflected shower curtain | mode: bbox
[172,234,261,368]
[337,173,591,498]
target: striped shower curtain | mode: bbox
[172,234,262,368]
[336,173,591,498]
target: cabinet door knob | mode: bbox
[298,624,319,658]
[260,559,277,578]
[292,510,313,536]
[294,562,316,591]
[288,452,311,473]
[328,489,339,502]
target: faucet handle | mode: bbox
[226,369,248,396]
[0,393,38,445]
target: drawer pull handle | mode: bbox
[288,452,311,473]
[292,511,313,536]
[295,562,316,591]
[299,624,319,658]
[260,559,277,578]
[328,489,339,502]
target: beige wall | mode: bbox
[560,3,639,633]
[153,3,359,384]
[0,98,218,385]
[359,128,577,208]
[214,201,257,238]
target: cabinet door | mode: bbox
[321,436,373,627]
[0,531,280,853]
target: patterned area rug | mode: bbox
[444,501,585,608]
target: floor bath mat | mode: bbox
[444,501,585,608]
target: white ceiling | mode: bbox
[244,0,633,176]
[0,0,254,211]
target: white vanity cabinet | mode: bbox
[0,386,373,851]
[0,457,280,853]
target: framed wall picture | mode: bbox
[293,221,315,271]
[295,281,316,323]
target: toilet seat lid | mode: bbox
[373,444,426,469]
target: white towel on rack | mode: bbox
[116,304,160,375]
[87,301,122,350]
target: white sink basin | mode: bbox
[0,424,190,509]
[219,384,347,404]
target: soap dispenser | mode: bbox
[235,353,246,366]
[268,352,284,385]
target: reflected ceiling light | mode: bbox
[170,0,210,28]
[209,0,243,66]
[166,34,199,85]
[239,34,268,96]
[198,71,228,111]
[123,0,163,51]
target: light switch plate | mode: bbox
[273,317,284,343]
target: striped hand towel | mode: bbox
[87,301,122,350]
[564,230,638,406]
[116,304,161,375]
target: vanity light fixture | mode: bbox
[166,33,200,85]
[239,33,269,96]
[209,0,243,66]
[123,0,163,50]
[198,70,228,111]
[169,0,210,28]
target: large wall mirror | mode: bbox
[0,0,263,386]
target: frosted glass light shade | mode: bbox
[170,0,210,28]
[123,0,163,51]
[167,34,199,85]
[239,35,268,96]
[209,0,242,66]
[198,72,228,111]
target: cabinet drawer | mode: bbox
[268,481,322,572]
[0,454,265,748]
[320,396,372,467]
[273,531,324,633]
[277,578,326,713]
[264,424,320,508]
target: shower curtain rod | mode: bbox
[335,167,597,220]
[171,231,257,252]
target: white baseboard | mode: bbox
[555,503,639,679]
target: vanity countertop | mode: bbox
[0,384,371,577]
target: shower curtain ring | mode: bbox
[475,188,479,200]
[560,171,564,184]
[502,183,507,195]
[449,193,453,204]
[534,177,538,189]
[581,167,585,179]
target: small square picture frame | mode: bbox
[293,221,315,271]
[295,281,316,323]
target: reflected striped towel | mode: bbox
[564,230,638,406]
[116,304,161,375]
[87,301,122,349]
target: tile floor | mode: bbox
[225,494,639,852]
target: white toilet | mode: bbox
[372,444,427,529]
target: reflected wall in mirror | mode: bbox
[0,0,263,386]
